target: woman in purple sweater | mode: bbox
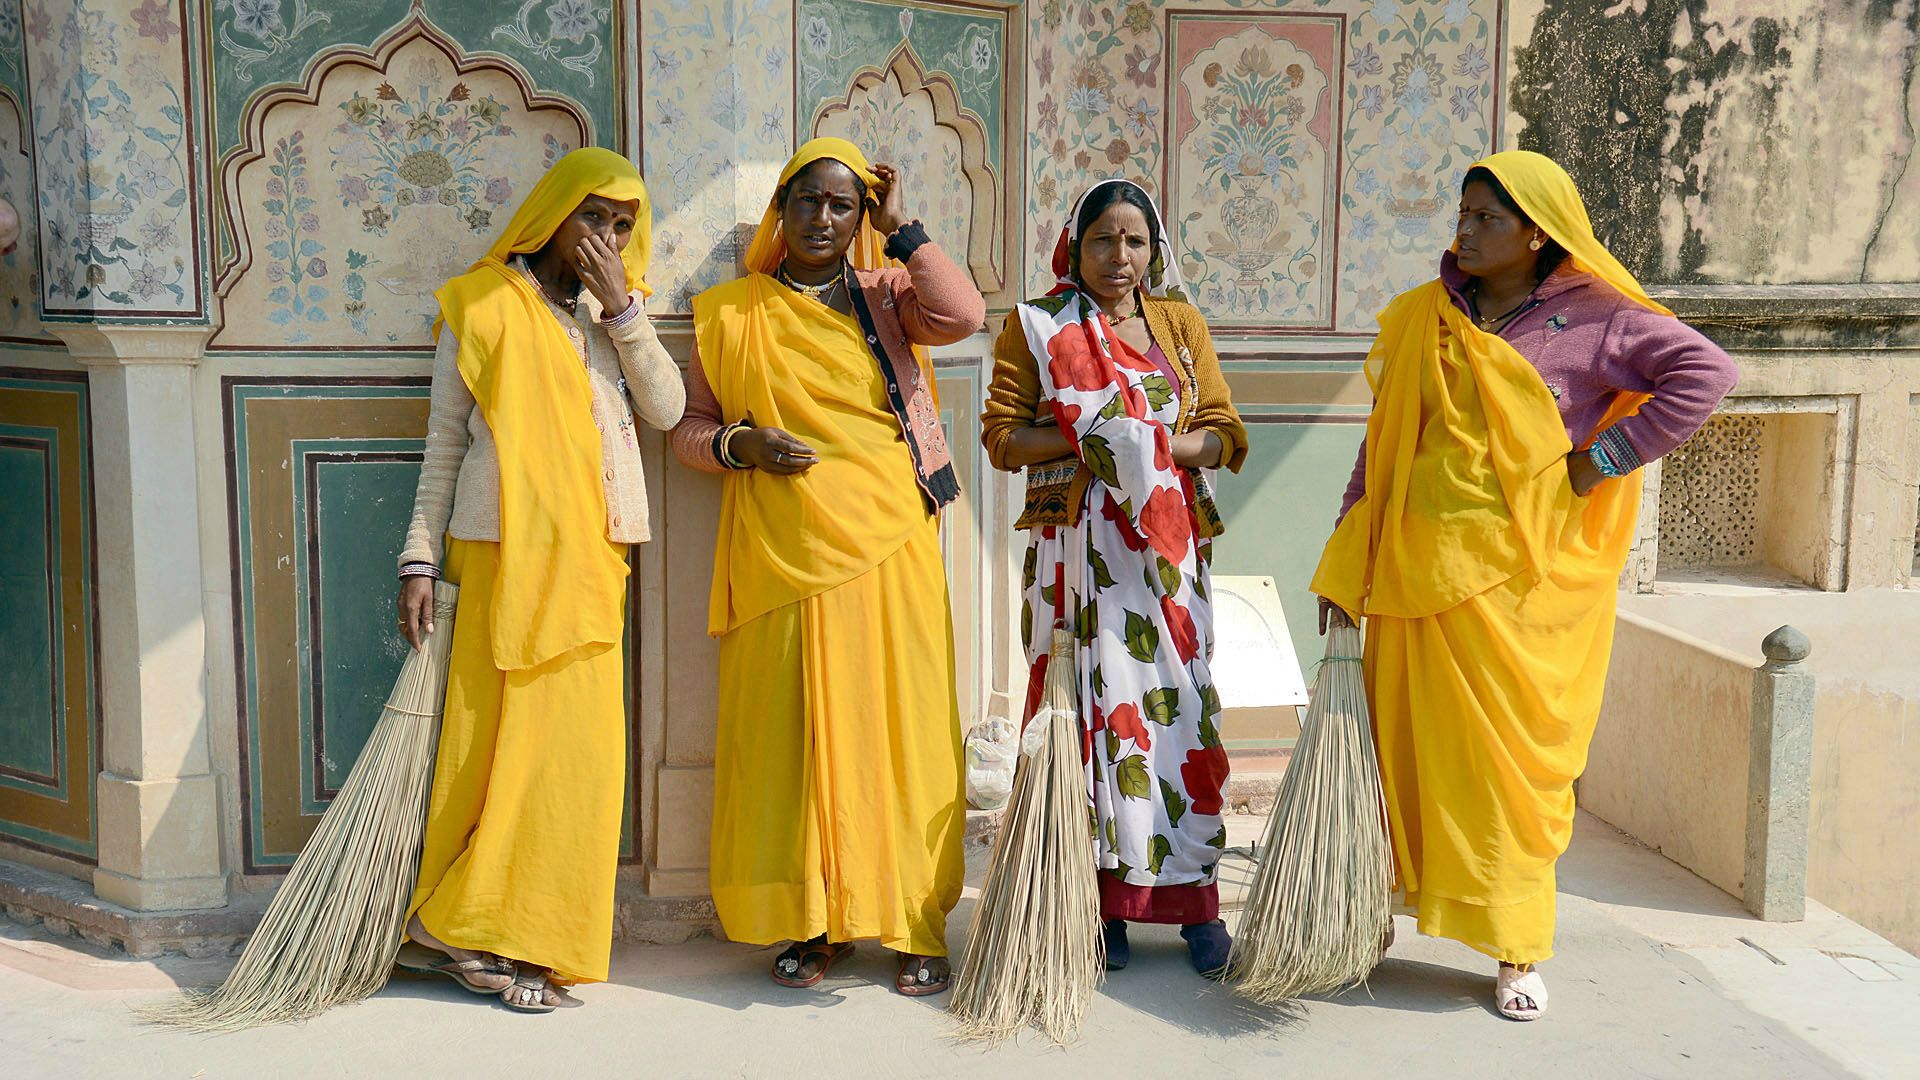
[1312,152,1737,1021]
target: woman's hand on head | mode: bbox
[573,233,631,318]
[869,163,910,238]
[397,575,436,651]
[732,426,820,475]
[1317,596,1355,635]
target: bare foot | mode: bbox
[407,914,513,992]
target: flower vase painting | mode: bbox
[1169,16,1338,329]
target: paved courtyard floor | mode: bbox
[3,813,1915,1079]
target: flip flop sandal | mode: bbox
[395,942,513,995]
[894,955,951,997]
[501,966,559,1014]
[770,939,854,989]
[1496,966,1549,1021]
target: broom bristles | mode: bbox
[1227,624,1392,1005]
[949,627,1103,1045]
[142,581,460,1031]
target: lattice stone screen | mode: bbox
[1657,414,1767,570]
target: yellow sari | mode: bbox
[1312,151,1664,965]
[407,148,651,984]
[698,139,964,956]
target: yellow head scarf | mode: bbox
[1314,151,1655,619]
[1463,150,1668,317]
[742,137,889,275]
[434,148,650,670]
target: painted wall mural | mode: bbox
[1025,0,1501,332]
[640,0,795,313]
[801,0,1006,291]
[0,368,97,862]
[22,0,199,317]
[213,32,586,347]
[1167,13,1337,328]
[205,2,625,296]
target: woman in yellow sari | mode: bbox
[393,148,685,1012]
[1314,152,1736,1020]
[670,138,984,995]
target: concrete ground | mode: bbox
[3,813,1915,1080]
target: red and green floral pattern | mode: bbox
[1016,291,1228,889]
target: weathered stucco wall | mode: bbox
[1507,0,1920,284]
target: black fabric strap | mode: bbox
[883,220,931,262]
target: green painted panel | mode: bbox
[309,455,421,795]
[0,438,56,781]
[797,0,1006,166]
[211,1,623,161]
[1210,421,1364,672]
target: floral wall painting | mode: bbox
[214,32,587,348]
[1167,14,1339,329]
[640,0,797,315]
[23,0,200,317]
[1024,0,1500,333]
[797,0,1006,165]
[813,44,1002,291]
[205,2,624,281]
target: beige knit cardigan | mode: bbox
[398,270,686,571]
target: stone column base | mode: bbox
[92,773,227,912]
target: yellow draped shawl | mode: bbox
[1313,151,1666,618]
[695,139,928,635]
[433,147,650,670]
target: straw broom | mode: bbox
[949,625,1103,1045]
[143,581,460,1031]
[1227,623,1391,1004]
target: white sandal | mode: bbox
[1496,965,1548,1021]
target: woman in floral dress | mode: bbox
[982,180,1247,977]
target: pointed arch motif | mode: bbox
[213,14,593,298]
[813,42,1002,292]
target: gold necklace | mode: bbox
[776,263,845,303]
[1470,283,1530,329]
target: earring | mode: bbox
[1528,236,1544,251]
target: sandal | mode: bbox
[1496,965,1548,1021]
[770,936,854,989]
[894,954,951,997]
[395,941,514,995]
[501,964,560,1014]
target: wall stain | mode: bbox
[1512,0,1916,284]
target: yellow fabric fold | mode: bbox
[1312,149,1670,619]
[693,276,926,635]
[433,147,649,669]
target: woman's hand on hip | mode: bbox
[868,163,910,238]
[1566,450,1605,497]
[733,426,820,475]
[397,575,436,652]
[1317,596,1355,635]
[573,233,631,318]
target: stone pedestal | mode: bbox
[51,325,226,912]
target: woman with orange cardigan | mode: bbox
[981,179,1247,978]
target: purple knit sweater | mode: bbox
[1338,252,1739,521]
